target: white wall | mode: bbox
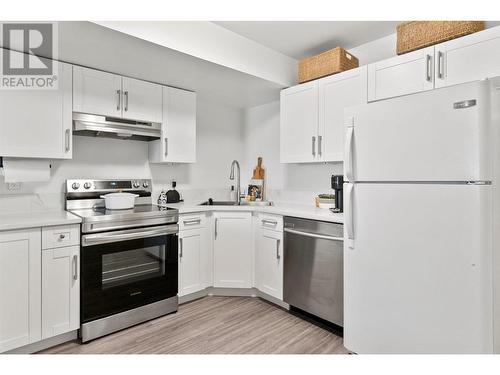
[242,101,342,204]
[0,99,245,211]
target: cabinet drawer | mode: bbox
[42,225,80,249]
[257,213,283,232]
[179,213,208,231]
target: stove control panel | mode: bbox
[66,179,152,193]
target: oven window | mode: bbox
[102,246,165,289]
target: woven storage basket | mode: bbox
[396,21,485,55]
[298,47,359,83]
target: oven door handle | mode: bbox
[82,225,178,246]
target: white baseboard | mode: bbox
[5,330,78,354]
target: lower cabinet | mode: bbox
[213,212,253,288]
[254,215,284,300]
[42,246,80,339]
[178,224,210,297]
[0,229,41,353]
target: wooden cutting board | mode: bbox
[252,157,265,180]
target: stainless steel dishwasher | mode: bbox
[283,217,343,326]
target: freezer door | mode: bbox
[343,183,493,354]
[344,80,493,182]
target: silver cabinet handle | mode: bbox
[116,89,121,110]
[164,138,168,156]
[318,135,323,156]
[312,136,316,156]
[214,218,218,239]
[276,239,281,259]
[425,54,432,82]
[183,219,201,225]
[59,233,66,239]
[284,228,343,242]
[437,51,444,79]
[64,129,70,152]
[72,255,78,280]
[179,238,183,258]
[124,91,129,111]
[261,219,278,226]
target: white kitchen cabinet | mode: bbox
[178,227,209,296]
[73,66,122,117]
[213,212,253,288]
[0,229,41,353]
[0,50,72,159]
[280,80,319,163]
[122,77,163,123]
[42,246,80,339]
[368,47,435,101]
[319,66,368,161]
[73,66,162,123]
[435,27,500,89]
[149,87,197,163]
[255,223,283,300]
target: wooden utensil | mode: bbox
[252,157,265,180]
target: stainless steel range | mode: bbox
[66,179,179,342]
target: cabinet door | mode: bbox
[73,66,122,117]
[368,47,434,102]
[280,81,319,163]
[0,51,72,159]
[178,227,209,296]
[319,66,367,162]
[122,77,163,123]
[0,229,41,353]
[255,228,283,300]
[213,212,253,288]
[42,246,79,339]
[435,27,500,89]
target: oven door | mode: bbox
[81,224,178,323]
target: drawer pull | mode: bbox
[261,219,278,226]
[59,234,66,239]
[183,219,202,225]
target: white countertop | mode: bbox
[0,210,82,232]
[159,201,344,224]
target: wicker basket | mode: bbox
[396,21,485,55]
[298,47,359,83]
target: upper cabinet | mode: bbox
[149,87,197,163]
[73,66,162,123]
[434,27,500,89]
[280,67,367,163]
[0,49,72,159]
[367,47,435,102]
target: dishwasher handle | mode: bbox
[284,228,343,242]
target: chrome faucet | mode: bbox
[229,160,241,205]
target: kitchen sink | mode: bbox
[199,199,273,206]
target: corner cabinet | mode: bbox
[0,229,41,353]
[213,212,253,288]
[149,87,197,163]
[280,67,367,163]
[0,49,72,159]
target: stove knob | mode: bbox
[83,182,92,189]
[143,181,149,188]
[71,182,80,190]
[133,181,140,188]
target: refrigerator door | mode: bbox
[343,182,493,354]
[344,80,492,182]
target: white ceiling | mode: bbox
[213,21,401,60]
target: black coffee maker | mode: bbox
[331,175,344,213]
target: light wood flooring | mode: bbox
[40,296,348,354]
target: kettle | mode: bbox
[158,181,181,205]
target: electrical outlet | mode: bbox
[7,182,21,191]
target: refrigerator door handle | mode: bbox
[345,126,354,181]
[345,183,354,249]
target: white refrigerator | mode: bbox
[343,78,500,354]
